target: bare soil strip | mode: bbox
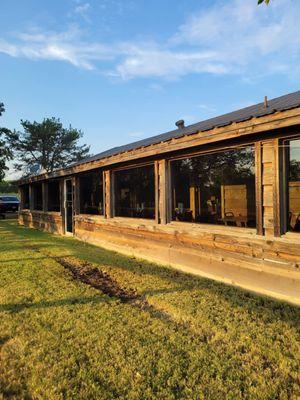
[56,257,138,302]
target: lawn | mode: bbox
[0,220,299,400]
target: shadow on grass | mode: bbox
[0,295,106,314]
[2,220,300,331]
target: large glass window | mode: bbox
[79,171,103,215]
[21,185,30,209]
[171,146,256,228]
[285,138,300,232]
[48,180,61,212]
[33,183,43,211]
[114,165,155,219]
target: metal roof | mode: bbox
[71,90,300,168]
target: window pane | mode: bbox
[48,181,61,212]
[33,184,43,211]
[171,146,256,228]
[22,186,30,209]
[114,165,155,219]
[287,138,300,232]
[79,171,103,215]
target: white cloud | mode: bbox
[0,0,299,80]
[115,43,227,80]
[0,26,114,70]
[74,2,91,22]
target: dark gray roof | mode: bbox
[73,90,300,167]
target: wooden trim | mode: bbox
[18,107,300,185]
[154,161,159,223]
[74,176,80,215]
[255,142,263,235]
[104,170,112,218]
[273,138,281,237]
[110,160,154,172]
[29,185,34,211]
[158,159,167,224]
[60,180,65,234]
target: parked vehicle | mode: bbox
[0,195,20,216]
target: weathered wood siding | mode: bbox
[19,210,63,235]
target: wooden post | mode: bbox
[104,170,112,218]
[154,161,159,223]
[157,159,168,224]
[60,180,65,233]
[255,141,263,235]
[273,138,281,237]
[74,176,80,215]
[29,185,34,211]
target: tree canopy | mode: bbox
[7,117,90,175]
[258,0,270,4]
[0,103,13,181]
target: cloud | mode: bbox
[172,0,300,76]
[74,2,91,22]
[0,0,299,80]
[0,26,114,70]
[115,43,228,80]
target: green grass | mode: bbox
[0,220,299,400]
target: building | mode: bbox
[18,90,300,304]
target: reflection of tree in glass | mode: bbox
[174,147,255,187]
[289,160,300,181]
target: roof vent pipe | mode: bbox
[264,96,268,108]
[175,119,185,129]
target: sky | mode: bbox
[1,0,300,179]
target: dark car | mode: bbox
[0,195,20,214]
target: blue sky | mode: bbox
[1,0,300,179]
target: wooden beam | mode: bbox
[157,160,168,224]
[273,138,281,237]
[29,185,34,211]
[19,107,300,185]
[104,170,112,218]
[255,142,263,235]
[154,161,159,223]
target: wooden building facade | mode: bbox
[18,91,300,304]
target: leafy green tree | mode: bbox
[0,180,18,194]
[0,103,13,181]
[258,0,270,4]
[7,117,90,175]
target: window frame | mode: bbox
[21,185,30,210]
[281,135,300,235]
[32,183,43,211]
[78,169,105,217]
[112,162,156,221]
[47,180,61,213]
[167,142,257,232]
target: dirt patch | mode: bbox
[55,257,174,322]
[56,257,138,302]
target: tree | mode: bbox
[7,117,90,175]
[0,180,18,194]
[258,0,270,4]
[0,103,13,181]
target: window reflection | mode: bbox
[48,181,60,212]
[79,171,103,215]
[114,165,155,219]
[287,138,300,232]
[33,183,43,211]
[22,185,30,209]
[171,147,256,228]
